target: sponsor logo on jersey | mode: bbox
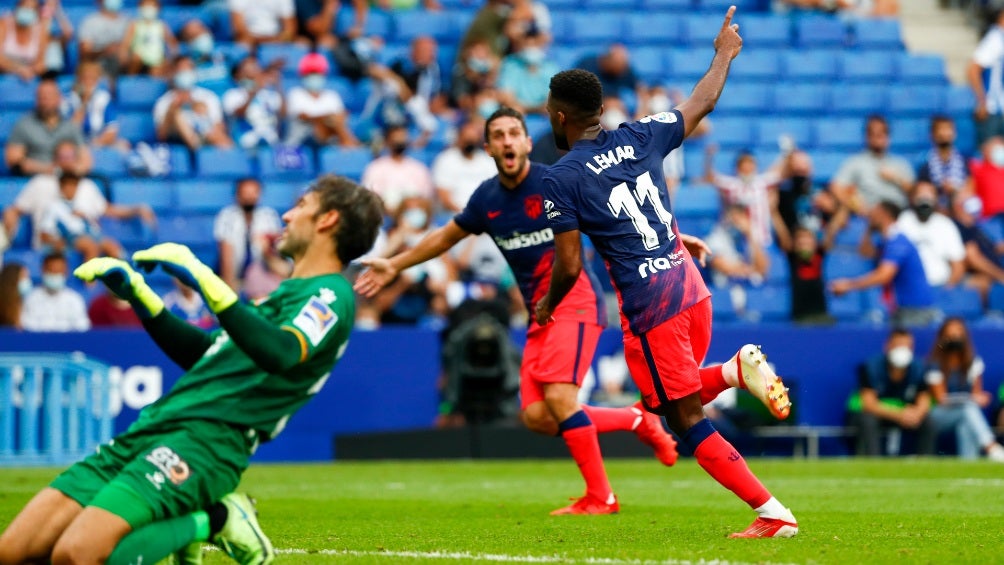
[494,228,554,251]
[293,295,338,346]
[319,287,337,305]
[639,111,678,124]
[545,199,560,220]
[637,249,687,279]
[585,145,637,175]
[524,195,543,219]
[145,446,191,487]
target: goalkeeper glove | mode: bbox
[132,243,238,313]
[73,257,164,319]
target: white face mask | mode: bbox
[600,108,628,131]
[17,278,32,296]
[42,273,66,292]
[887,346,913,369]
[991,145,1004,168]
[402,208,428,230]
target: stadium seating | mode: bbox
[795,17,848,49]
[744,285,792,321]
[176,180,234,213]
[111,180,175,214]
[194,148,255,180]
[625,14,685,46]
[318,147,373,181]
[0,77,38,111]
[935,287,983,320]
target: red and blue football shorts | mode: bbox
[623,296,712,410]
[519,319,603,409]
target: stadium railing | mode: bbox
[0,353,113,466]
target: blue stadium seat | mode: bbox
[714,83,773,115]
[744,285,792,321]
[552,46,593,70]
[773,83,829,115]
[672,185,720,219]
[780,50,840,82]
[827,291,863,321]
[897,53,947,84]
[814,117,866,151]
[116,76,169,111]
[682,14,726,46]
[99,217,154,249]
[889,118,931,154]
[698,0,768,11]
[586,0,638,8]
[195,148,254,180]
[258,44,310,74]
[887,84,946,118]
[738,16,791,48]
[852,18,903,51]
[730,49,781,82]
[755,117,814,150]
[111,180,175,214]
[160,6,203,32]
[989,284,1004,312]
[176,180,233,213]
[156,214,216,247]
[631,47,668,83]
[711,117,756,150]
[394,11,463,42]
[214,42,251,65]
[666,48,715,82]
[326,77,362,114]
[935,287,983,320]
[828,84,889,116]
[167,145,193,178]
[257,147,318,182]
[711,288,738,322]
[811,151,850,183]
[0,178,22,206]
[337,9,392,38]
[3,249,42,280]
[0,77,38,110]
[259,181,303,211]
[765,247,790,284]
[318,147,374,181]
[625,13,685,46]
[795,17,848,48]
[0,112,23,143]
[945,85,977,120]
[91,148,129,178]
[567,13,625,44]
[839,51,896,82]
[640,0,692,8]
[116,113,157,143]
[823,251,872,279]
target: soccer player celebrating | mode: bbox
[534,7,798,537]
[0,176,384,564]
[355,107,680,516]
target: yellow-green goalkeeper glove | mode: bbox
[133,243,238,313]
[73,257,164,319]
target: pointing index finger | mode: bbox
[722,5,736,30]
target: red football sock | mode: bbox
[582,405,640,433]
[562,424,614,502]
[693,431,771,508]
[699,365,730,405]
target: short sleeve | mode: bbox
[925,368,944,386]
[453,184,486,235]
[831,156,858,187]
[221,89,246,116]
[880,236,910,269]
[153,93,172,126]
[7,117,30,147]
[973,29,1004,68]
[542,174,579,234]
[278,0,295,18]
[628,110,686,158]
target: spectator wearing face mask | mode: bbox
[118,0,178,77]
[967,136,1004,220]
[450,40,499,114]
[847,328,935,457]
[285,52,359,147]
[153,55,232,150]
[432,119,496,213]
[77,0,129,79]
[0,262,31,330]
[178,19,228,85]
[361,125,435,216]
[496,33,558,115]
[213,177,285,297]
[20,252,90,332]
[918,115,968,209]
[895,181,966,289]
[0,0,50,81]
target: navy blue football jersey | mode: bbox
[543,110,711,335]
[454,162,606,326]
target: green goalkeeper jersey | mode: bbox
[134,274,355,443]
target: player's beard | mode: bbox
[498,153,528,183]
[277,231,305,260]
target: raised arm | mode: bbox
[354,219,470,297]
[675,6,743,138]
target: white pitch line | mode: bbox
[207,546,797,565]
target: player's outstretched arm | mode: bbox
[74,257,214,370]
[354,220,471,298]
[534,229,583,326]
[675,5,743,138]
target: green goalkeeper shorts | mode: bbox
[50,419,255,529]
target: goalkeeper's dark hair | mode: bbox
[548,69,604,124]
[309,175,384,265]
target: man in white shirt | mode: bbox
[285,53,359,148]
[228,0,296,49]
[153,55,233,150]
[2,141,153,250]
[21,253,91,332]
[213,177,286,297]
[222,55,284,149]
[895,181,966,288]
[432,120,497,213]
[361,125,434,216]
[968,9,1004,144]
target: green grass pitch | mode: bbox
[1,458,1002,564]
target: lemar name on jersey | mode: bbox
[584,145,637,175]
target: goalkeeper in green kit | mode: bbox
[0,176,383,565]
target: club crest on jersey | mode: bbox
[640,112,677,124]
[294,295,338,346]
[524,195,543,220]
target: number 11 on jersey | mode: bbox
[606,171,676,251]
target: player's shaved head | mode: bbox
[308,175,384,264]
[548,69,604,124]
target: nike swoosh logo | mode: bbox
[488,211,501,219]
